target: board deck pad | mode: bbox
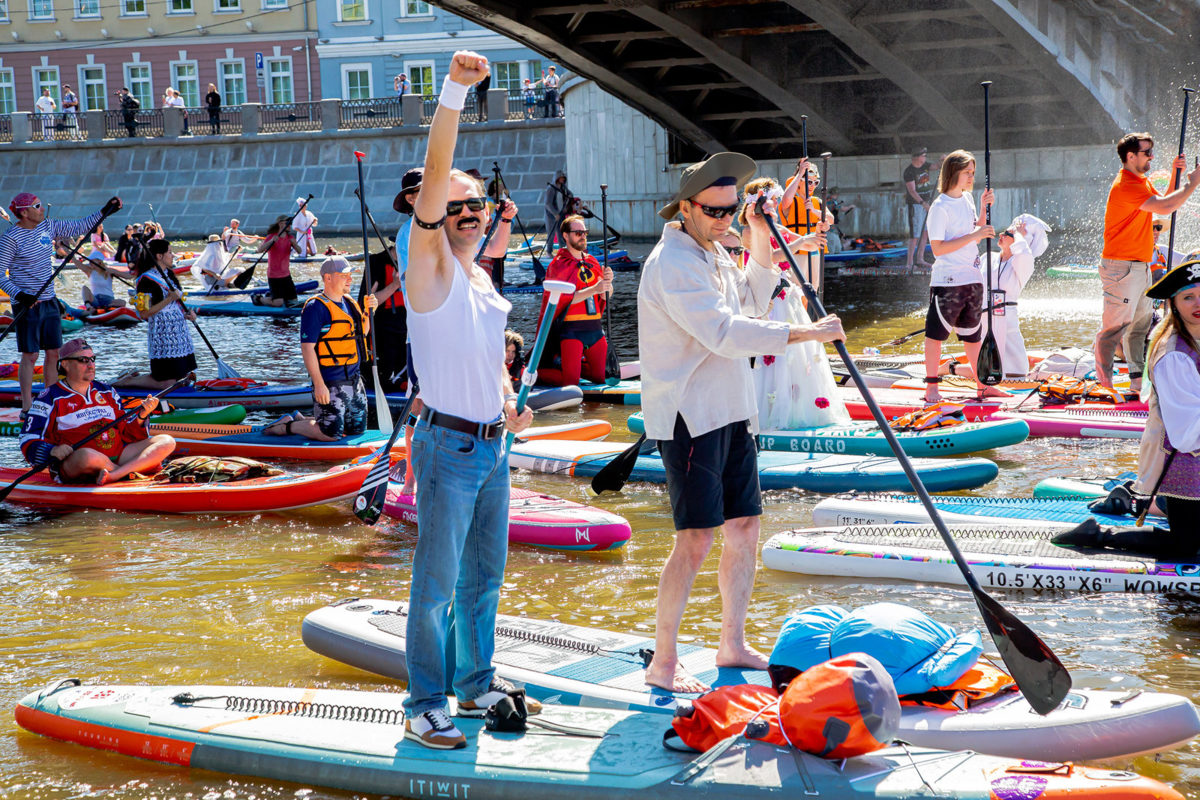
[813,492,1169,528]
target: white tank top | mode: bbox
[407,257,511,423]
[88,268,113,298]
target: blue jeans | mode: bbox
[403,415,510,715]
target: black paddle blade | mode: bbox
[976,331,1004,386]
[231,266,255,290]
[588,434,646,495]
[604,348,621,381]
[353,455,391,525]
[974,591,1071,715]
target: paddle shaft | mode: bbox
[1166,88,1194,276]
[757,201,1068,711]
[474,199,506,262]
[0,207,110,346]
[1136,449,1177,526]
[0,376,189,502]
[353,155,393,435]
[601,184,621,379]
[506,281,573,448]
[493,162,544,277]
[976,80,1003,386]
[819,152,830,303]
[801,116,814,285]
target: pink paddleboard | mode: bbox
[383,481,631,552]
[990,406,1148,439]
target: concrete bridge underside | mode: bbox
[434,0,1191,159]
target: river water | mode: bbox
[1,234,1197,799]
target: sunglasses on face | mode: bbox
[691,201,740,220]
[64,355,97,364]
[446,197,487,216]
[1139,148,1153,156]
[566,228,588,235]
[15,202,42,210]
[727,245,745,255]
[1154,224,1165,231]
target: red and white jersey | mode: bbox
[19,380,147,466]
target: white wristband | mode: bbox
[439,76,469,111]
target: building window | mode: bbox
[262,0,285,8]
[0,69,15,115]
[169,0,193,12]
[406,62,433,97]
[402,0,430,14]
[33,67,60,105]
[79,65,106,110]
[338,0,363,21]
[342,64,371,100]
[171,61,200,106]
[493,61,521,94]
[214,0,239,10]
[266,58,293,103]
[125,63,152,108]
[29,0,54,20]
[121,0,145,14]
[218,59,246,106]
[75,0,100,17]
[0,0,9,21]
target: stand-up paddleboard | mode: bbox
[763,524,1200,599]
[64,305,143,327]
[82,382,313,410]
[160,419,611,461]
[1046,263,1099,278]
[811,493,1169,529]
[625,412,1028,457]
[838,386,1146,423]
[185,299,302,317]
[302,598,1200,761]
[235,252,363,263]
[0,404,247,436]
[19,680,1182,800]
[374,385,584,413]
[1034,473,1136,499]
[990,407,1147,439]
[383,482,630,551]
[194,279,318,299]
[509,439,998,492]
[0,455,385,514]
[825,245,907,262]
[577,379,641,405]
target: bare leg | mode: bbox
[644,527,715,693]
[101,434,176,484]
[916,228,932,267]
[714,516,768,669]
[401,396,422,495]
[905,237,917,270]
[19,352,39,412]
[263,412,337,442]
[44,348,59,390]
[923,337,942,404]
[58,448,118,483]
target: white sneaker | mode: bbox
[404,708,466,750]
[457,677,543,718]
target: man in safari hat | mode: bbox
[637,152,845,693]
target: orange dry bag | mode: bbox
[777,653,900,759]
[666,684,781,752]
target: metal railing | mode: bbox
[259,101,322,133]
[507,87,546,121]
[340,96,403,129]
[0,115,12,144]
[421,92,481,125]
[29,112,86,141]
[183,107,243,136]
[104,108,164,138]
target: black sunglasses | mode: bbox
[63,355,97,364]
[446,197,487,216]
[726,245,745,255]
[691,201,740,220]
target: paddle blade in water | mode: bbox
[976,332,1004,386]
[589,433,646,495]
[353,454,391,525]
[974,592,1071,715]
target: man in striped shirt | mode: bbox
[0,192,120,413]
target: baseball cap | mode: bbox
[319,256,354,276]
[60,338,92,359]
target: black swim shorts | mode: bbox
[657,414,762,531]
[925,284,984,343]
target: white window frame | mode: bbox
[265,56,293,104]
[404,60,434,97]
[74,0,100,19]
[124,62,153,109]
[0,0,10,21]
[29,0,55,21]
[170,59,200,107]
[213,0,240,12]
[217,58,246,106]
[400,0,430,16]
[32,66,60,106]
[120,0,146,16]
[167,0,194,14]
[341,62,372,100]
[261,0,286,9]
[0,68,16,115]
[492,61,521,94]
[78,63,107,111]
[336,0,365,22]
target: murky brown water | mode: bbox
[1,235,1196,799]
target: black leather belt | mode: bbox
[420,407,504,440]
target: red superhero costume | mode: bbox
[535,248,609,386]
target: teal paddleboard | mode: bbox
[812,492,1168,529]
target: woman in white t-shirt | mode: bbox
[922,149,1003,403]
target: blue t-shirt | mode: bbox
[301,294,361,384]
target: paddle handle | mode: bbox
[506,280,573,447]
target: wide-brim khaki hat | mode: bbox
[659,152,757,220]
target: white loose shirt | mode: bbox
[637,222,791,440]
[927,192,983,287]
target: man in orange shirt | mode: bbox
[1097,132,1200,392]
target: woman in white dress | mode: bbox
[737,177,851,430]
[981,213,1050,377]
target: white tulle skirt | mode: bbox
[752,283,850,431]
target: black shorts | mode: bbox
[561,320,605,349]
[16,300,63,355]
[657,414,762,531]
[150,352,197,381]
[925,284,984,343]
[268,275,297,301]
